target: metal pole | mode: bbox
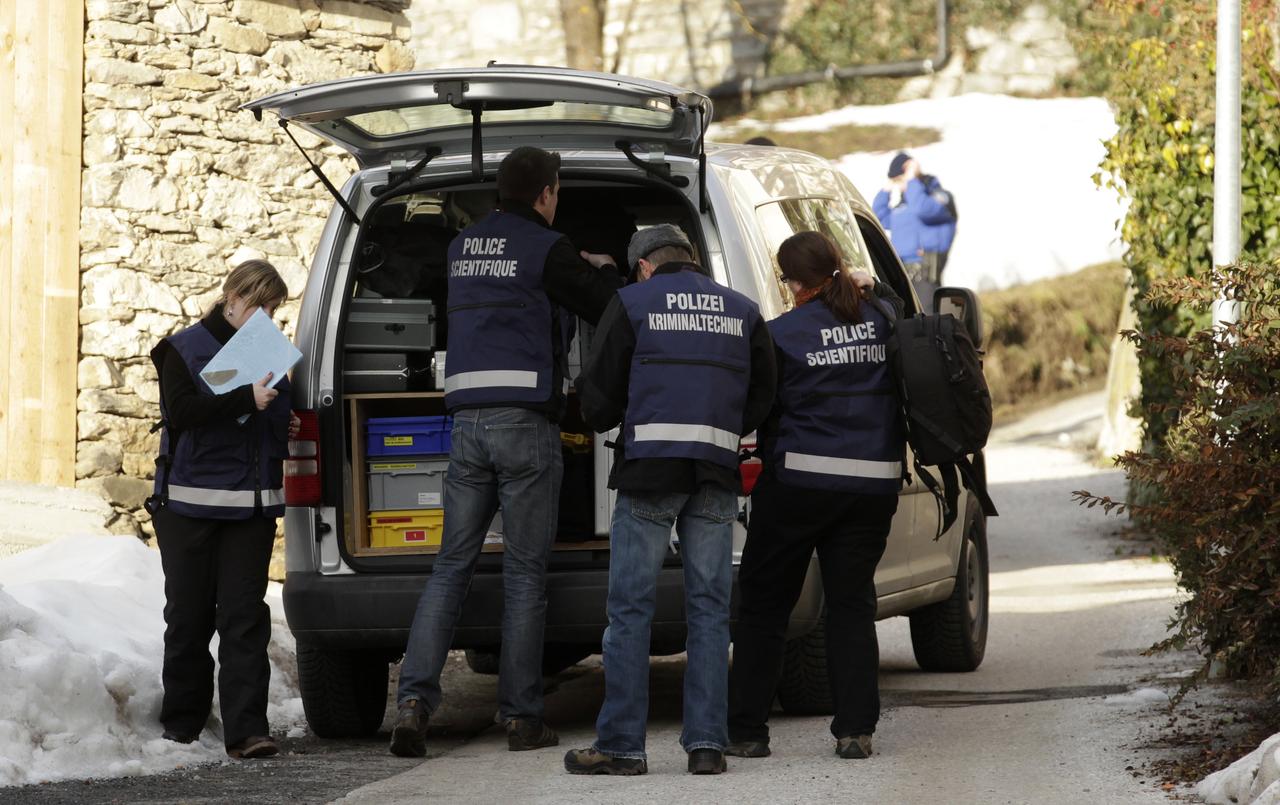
[1212,0,1242,327]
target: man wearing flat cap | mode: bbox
[565,224,776,776]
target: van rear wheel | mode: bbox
[296,644,389,738]
[777,615,834,715]
[909,508,989,672]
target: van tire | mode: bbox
[296,644,389,738]
[909,508,989,672]
[777,615,834,715]
[465,645,592,676]
[464,648,500,675]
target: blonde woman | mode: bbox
[147,260,298,759]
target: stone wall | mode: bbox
[898,4,1080,101]
[78,0,412,536]
[404,0,796,90]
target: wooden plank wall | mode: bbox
[0,2,84,486]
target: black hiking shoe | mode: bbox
[505,718,559,751]
[836,734,873,759]
[227,735,279,759]
[389,699,429,758]
[563,747,648,775]
[688,747,728,774]
[724,740,771,758]
[162,730,197,744]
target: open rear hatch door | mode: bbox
[243,65,712,170]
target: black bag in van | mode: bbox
[875,300,998,535]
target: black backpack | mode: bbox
[875,300,998,536]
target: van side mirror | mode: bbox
[933,286,984,350]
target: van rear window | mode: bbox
[754,197,875,312]
[347,101,675,138]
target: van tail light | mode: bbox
[285,409,322,506]
[739,436,763,496]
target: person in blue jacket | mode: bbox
[872,152,957,304]
[726,231,905,761]
[148,259,298,759]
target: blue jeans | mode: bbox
[397,407,562,722]
[593,484,737,759]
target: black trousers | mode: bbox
[153,507,276,747]
[728,475,897,742]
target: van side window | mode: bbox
[753,197,877,311]
[856,214,918,315]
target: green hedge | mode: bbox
[1076,262,1280,690]
[1077,2,1280,689]
[980,262,1127,419]
[1089,0,1280,448]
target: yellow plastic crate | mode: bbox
[368,509,444,548]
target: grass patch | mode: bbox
[980,261,1128,423]
[713,122,941,159]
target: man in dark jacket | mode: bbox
[872,152,957,304]
[390,147,622,759]
[563,225,776,776]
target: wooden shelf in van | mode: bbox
[346,391,445,400]
[346,393,602,556]
[349,539,611,557]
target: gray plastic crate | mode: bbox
[367,455,448,510]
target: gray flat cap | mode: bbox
[627,224,694,270]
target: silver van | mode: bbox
[246,66,990,738]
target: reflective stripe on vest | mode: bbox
[169,485,285,510]
[633,422,741,454]
[444,369,539,394]
[783,452,902,480]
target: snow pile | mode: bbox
[0,535,305,787]
[716,93,1126,291]
[1101,687,1171,707]
[1199,733,1280,805]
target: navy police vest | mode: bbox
[444,211,565,411]
[152,322,292,519]
[768,298,902,493]
[619,267,758,468]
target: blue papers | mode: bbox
[199,308,302,394]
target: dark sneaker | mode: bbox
[162,730,197,744]
[506,718,559,751]
[836,734,873,759]
[389,699,429,758]
[227,735,279,759]
[724,740,771,758]
[688,748,728,774]
[563,747,647,775]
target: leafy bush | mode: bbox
[980,262,1127,420]
[1089,0,1280,448]
[1075,262,1280,688]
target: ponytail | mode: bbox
[777,230,863,324]
[821,267,863,323]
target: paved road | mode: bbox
[334,392,1189,804]
[8,393,1192,804]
